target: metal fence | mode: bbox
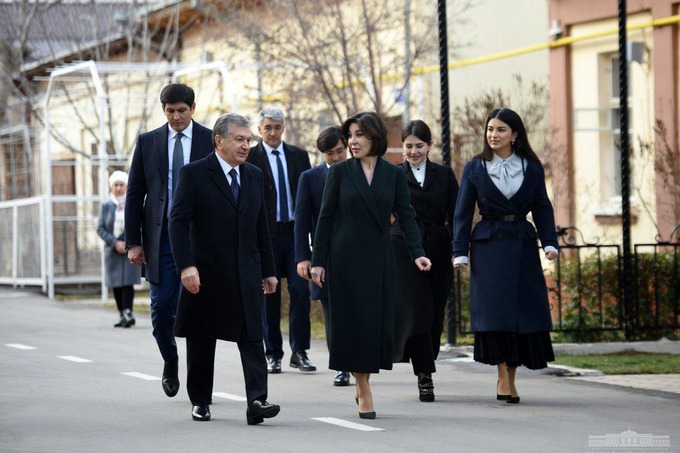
[0,196,45,288]
[448,224,680,342]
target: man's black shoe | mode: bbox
[162,360,180,397]
[333,371,350,386]
[246,400,280,425]
[289,351,316,372]
[192,405,211,421]
[267,358,282,374]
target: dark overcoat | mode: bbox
[452,157,558,334]
[247,141,311,255]
[96,200,141,288]
[125,121,213,284]
[168,153,276,342]
[391,159,458,361]
[312,157,425,373]
[294,163,329,300]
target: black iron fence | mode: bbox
[447,223,680,343]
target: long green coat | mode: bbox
[312,157,425,373]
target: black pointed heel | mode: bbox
[496,380,511,401]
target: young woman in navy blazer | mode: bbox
[452,108,558,404]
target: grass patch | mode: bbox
[554,351,680,375]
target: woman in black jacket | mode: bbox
[452,108,558,404]
[391,120,458,402]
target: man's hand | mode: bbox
[415,256,432,271]
[311,266,325,288]
[262,276,278,294]
[127,245,146,266]
[114,240,126,255]
[297,260,311,280]
[181,266,201,294]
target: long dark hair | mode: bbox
[476,108,540,162]
[401,119,432,144]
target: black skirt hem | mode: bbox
[473,331,555,370]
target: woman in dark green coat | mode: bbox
[311,112,431,420]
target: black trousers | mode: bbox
[403,332,437,375]
[186,334,268,406]
[112,286,134,312]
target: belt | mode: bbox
[482,215,526,222]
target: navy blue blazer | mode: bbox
[294,163,329,300]
[452,157,558,334]
[124,121,213,284]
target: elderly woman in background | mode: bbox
[97,170,141,328]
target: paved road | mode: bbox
[1,292,678,452]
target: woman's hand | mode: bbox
[415,256,431,271]
[545,250,558,261]
[114,240,126,254]
[452,257,468,270]
[311,266,326,288]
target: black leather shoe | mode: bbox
[506,396,521,404]
[192,405,211,421]
[334,371,350,386]
[359,411,376,420]
[122,309,135,328]
[418,373,435,402]
[246,400,280,425]
[267,358,282,374]
[162,360,179,397]
[113,314,125,328]
[496,380,511,401]
[290,351,316,372]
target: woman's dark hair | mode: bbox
[401,119,432,144]
[341,111,388,157]
[317,126,347,153]
[160,83,195,107]
[477,108,540,161]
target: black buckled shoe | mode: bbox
[418,373,435,402]
[162,360,180,397]
[267,358,282,374]
[192,405,211,421]
[290,351,316,372]
[246,400,280,425]
[333,371,350,386]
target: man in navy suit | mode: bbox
[247,107,313,374]
[125,84,213,397]
[294,126,350,386]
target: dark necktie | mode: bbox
[228,168,240,204]
[169,132,184,216]
[271,150,289,222]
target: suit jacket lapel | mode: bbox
[509,158,534,204]
[154,124,169,187]
[347,158,382,230]
[402,162,420,189]
[253,142,274,181]
[423,159,436,191]
[207,153,237,208]
[238,163,250,214]
[189,121,207,162]
[470,159,520,213]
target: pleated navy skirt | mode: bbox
[473,331,555,370]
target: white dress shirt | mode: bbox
[408,161,426,187]
[263,142,294,222]
[167,120,193,199]
[215,152,240,186]
[454,153,557,265]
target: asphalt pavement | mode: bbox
[1,290,678,453]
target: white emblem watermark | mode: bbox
[588,429,670,452]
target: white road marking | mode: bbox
[121,372,161,381]
[5,343,36,350]
[213,392,247,402]
[58,356,92,363]
[312,417,384,432]
[440,357,474,363]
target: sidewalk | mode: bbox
[439,339,680,396]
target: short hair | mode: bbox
[258,107,285,125]
[212,113,250,148]
[401,120,432,144]
[316,126,347,153]
[341,111,388,157]
[160,83,195,106]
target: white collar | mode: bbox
[490,151,520,164]
[169,121,193,140]
[216,152,240,177]
[263,141,283,155]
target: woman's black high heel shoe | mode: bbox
[506,396,520,404]
[418,373,435,402]
[496,380,511,401]
[356,394,376,419]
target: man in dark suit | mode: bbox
[125,84,213,398]
[247,107,314,374]
[168,113,281,424]
[294,126,350,386]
